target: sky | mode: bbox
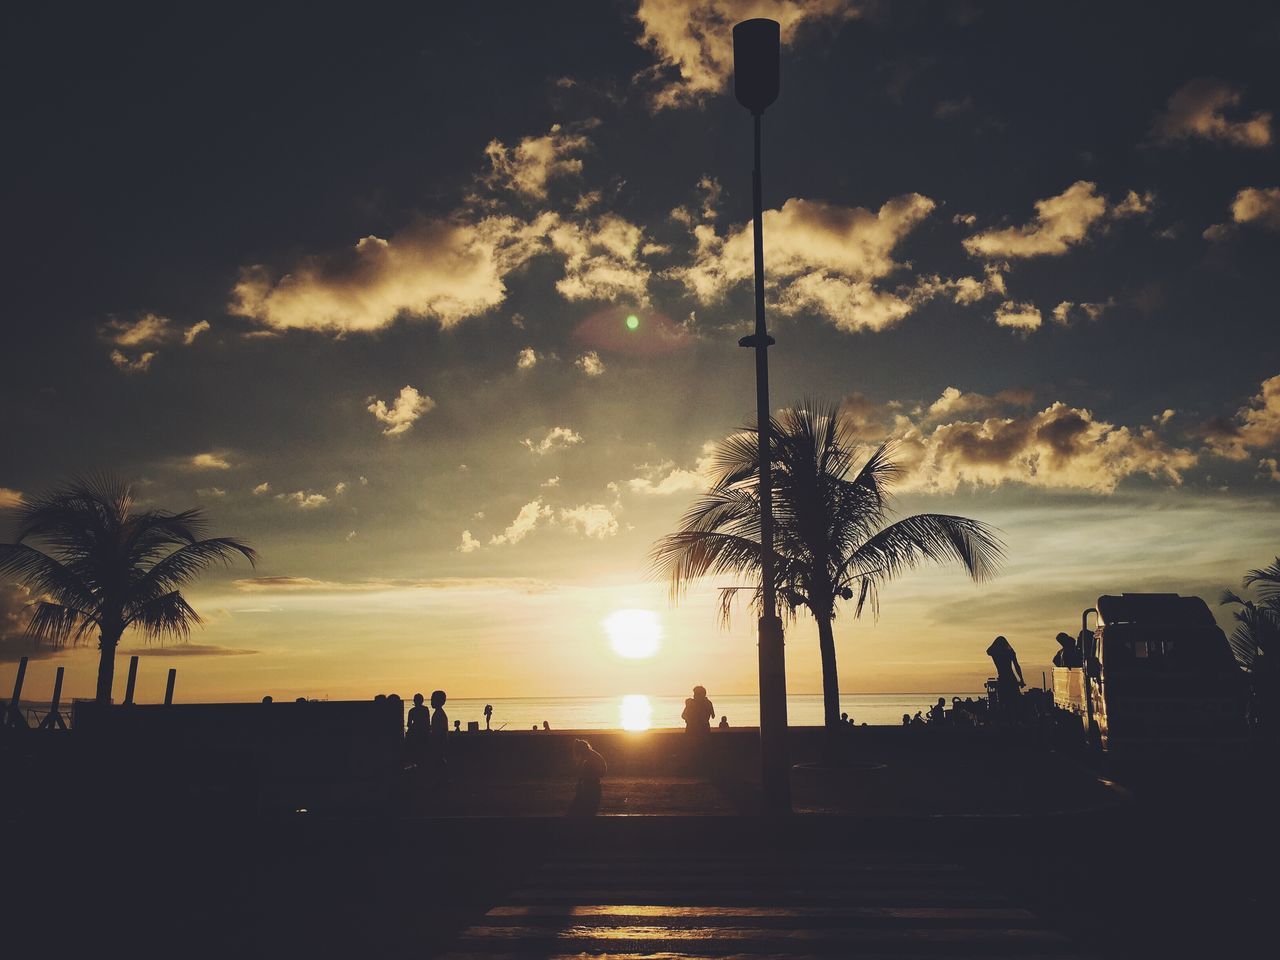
[3,0,1280,706]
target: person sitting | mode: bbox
[718,715,729,729]
[928,697,946,724]
[567,739,607,817]
[681,685,715,734]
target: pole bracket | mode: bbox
[738,333,775,348]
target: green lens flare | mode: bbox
[626,314,639,330]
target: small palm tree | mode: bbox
[650,403,1005,730]
[0,476,256,702]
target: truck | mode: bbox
[1053,593,1246,752]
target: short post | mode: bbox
[164,668,177,705]
[124,655,140,705]
[38,666,67,731]
[5,656,28,728]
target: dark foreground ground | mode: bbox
[1,727,1271,958]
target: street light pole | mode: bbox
[733,18,790,815]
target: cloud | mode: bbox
[190,452,232,470]
[231,213,554,334]
[457,530,481,553]
[575,351,606,376]
[1051,299,1112,325]
[1259,458,1280,482]
[195,487,226,499]
[540,476,561,488]
[117,643,257,658]
[182,320,212,344]
[628,462,706,495]
[559,503,620,538]
[1231,187,1280,231]
[100,312,211,372]
[675,193,938,331]
[109,349,157,374]
[993,301,1042,332]
[0,487,24,509]
[484,123,593,199]
[516,348,539,370]
[334,482,347,496]
[367,385,434,436]
[0,583,42,663]
[633,0,860,111]
[1152,78,1272,148]
[894,402,1197,494]
[522,426,583,455]
[231,575,551,594]
[963,181,1116,259]
[490,499,553,545]
[1204,374,1280,461]
[252,482,271,496]
[547,213,654,304]
[276,491,329,509]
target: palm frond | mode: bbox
[25,601,98,647]
[129,590,202,642]
[128,536,258,605]
[0,543,97,611]
[1243,558,1280,604]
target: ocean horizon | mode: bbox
[437,692,983,731]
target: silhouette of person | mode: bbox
[542,720,550,731]
[987,635,1025,715]
[567,738,606,817]
[484,703,493,731]
[429,690,449,773]
[261,695,272,704]
[902,713,911,726]
[407,693,430,754]
[718,715,729,729]
[929,697,946,724]
[1052,631,1083,668]
[453,719,461,733]
[682,685,715,733]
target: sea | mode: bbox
[439,693,981,732]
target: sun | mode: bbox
[604,608,661,659]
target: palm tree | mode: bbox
[650,403,1005,730]
[1220,557,1279,730]
[0,476,256,703]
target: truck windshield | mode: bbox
[1102,631,1231,673]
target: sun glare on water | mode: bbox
[619,694,653,731]
[604,608,661,659]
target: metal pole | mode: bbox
[164,668,177,705]
[124,655,140,705]
[741,110,790,815]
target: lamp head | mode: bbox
[733,18,780,114]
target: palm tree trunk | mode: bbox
[95,631,121,703]
[817,615,841,729]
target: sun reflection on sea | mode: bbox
[619,694,652,731]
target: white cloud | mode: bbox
[252,482,271,496]
[559,503,620,539]
[994,301,1042,332]
[1153,78,1272,148]
[894,402,1198,494]
[1231,187,1280,231]
[0,488,24,509]
[548,213,654,304]
[277,491,329,509]
[633,0,860,111]
[457,530,482,553]
[231,213,555,334]
[367,385,434,437]
[191,452,232,470]
[541,476,561,488]
[1260,458,1280,483]
[101,312,209,372]
[195,487,227,499]
[575,351,606,376]
[963,181,1113,259]
[675,193,938,332]
[1204,374,1280,460]
[522,426,584,455]
[516,347,539,370]
[484,123,593,199]
[490,499,553,545]
[334,481,348,496]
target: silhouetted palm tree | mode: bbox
[1220,557,1279,730]
[0,477,256,702]
[650,404,1005,730]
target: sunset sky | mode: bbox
[3,1,1280,706]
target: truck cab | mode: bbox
[1053,593,1245,752]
